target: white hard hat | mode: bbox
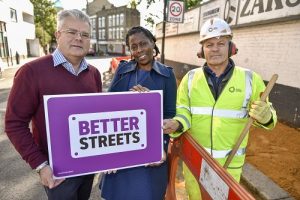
[199,18,232,43]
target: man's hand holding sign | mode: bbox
[39,165,65,189]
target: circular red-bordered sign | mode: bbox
[169,2,182,17]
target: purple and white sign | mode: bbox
[44,91,163,178]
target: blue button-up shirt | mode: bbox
[52,49,88,76]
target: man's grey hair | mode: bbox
[57,9,91,30]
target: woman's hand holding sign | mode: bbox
[130,84,150,92]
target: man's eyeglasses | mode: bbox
[59,29,91,40]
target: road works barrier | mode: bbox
[165,133,255,200]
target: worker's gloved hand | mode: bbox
[249,101,272,124]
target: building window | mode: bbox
[116,28,119,39]
[116,14,119,26]
[102,29,105,39]
[98,18,102,28]
[100,29,102,39]
[10,8,17,22]
[102,17,105,27]
[120,27,124,39]
[22,12,34,24]
[112,28,115,39]
[0,22,6,32]
[109,28,112,39]
[91,18,96,29]
[0,33,5,57]
[112,15,115,26]
[0,21,8,58]
[92,30,96,39]
[108,16,112,27]
[90,18,96,39]
[98,28,105,40]
[98,17,105,28]
[120,13,124,25]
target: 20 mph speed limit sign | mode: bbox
[167,0,184,23]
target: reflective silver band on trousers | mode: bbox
[204,147,246,158]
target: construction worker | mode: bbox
[163,17,277,199]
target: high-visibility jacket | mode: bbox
[173,66,277,200]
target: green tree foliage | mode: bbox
[35,26,52,47]
[185,0,201,10]
[30,0,57,53]
[130,0,138,9]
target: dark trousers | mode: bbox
[44,174,94,200]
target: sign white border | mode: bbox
[167,0,185,23]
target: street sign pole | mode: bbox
[162,0,184,64]
[161,0,167,64]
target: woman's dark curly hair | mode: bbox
[125,26,160,57]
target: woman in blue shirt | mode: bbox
[100,26,177,200]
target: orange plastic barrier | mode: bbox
[110,56,131,74]
[165,133,255,200]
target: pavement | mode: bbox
[0,128,101,200]
[0,57,295,200]
[241,164,295,200]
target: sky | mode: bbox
[58,0,164,28]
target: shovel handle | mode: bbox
[223,74,278,169]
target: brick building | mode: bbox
[86,0,140,55]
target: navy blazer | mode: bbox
[109,60,177,119]
[100,60,177,200]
